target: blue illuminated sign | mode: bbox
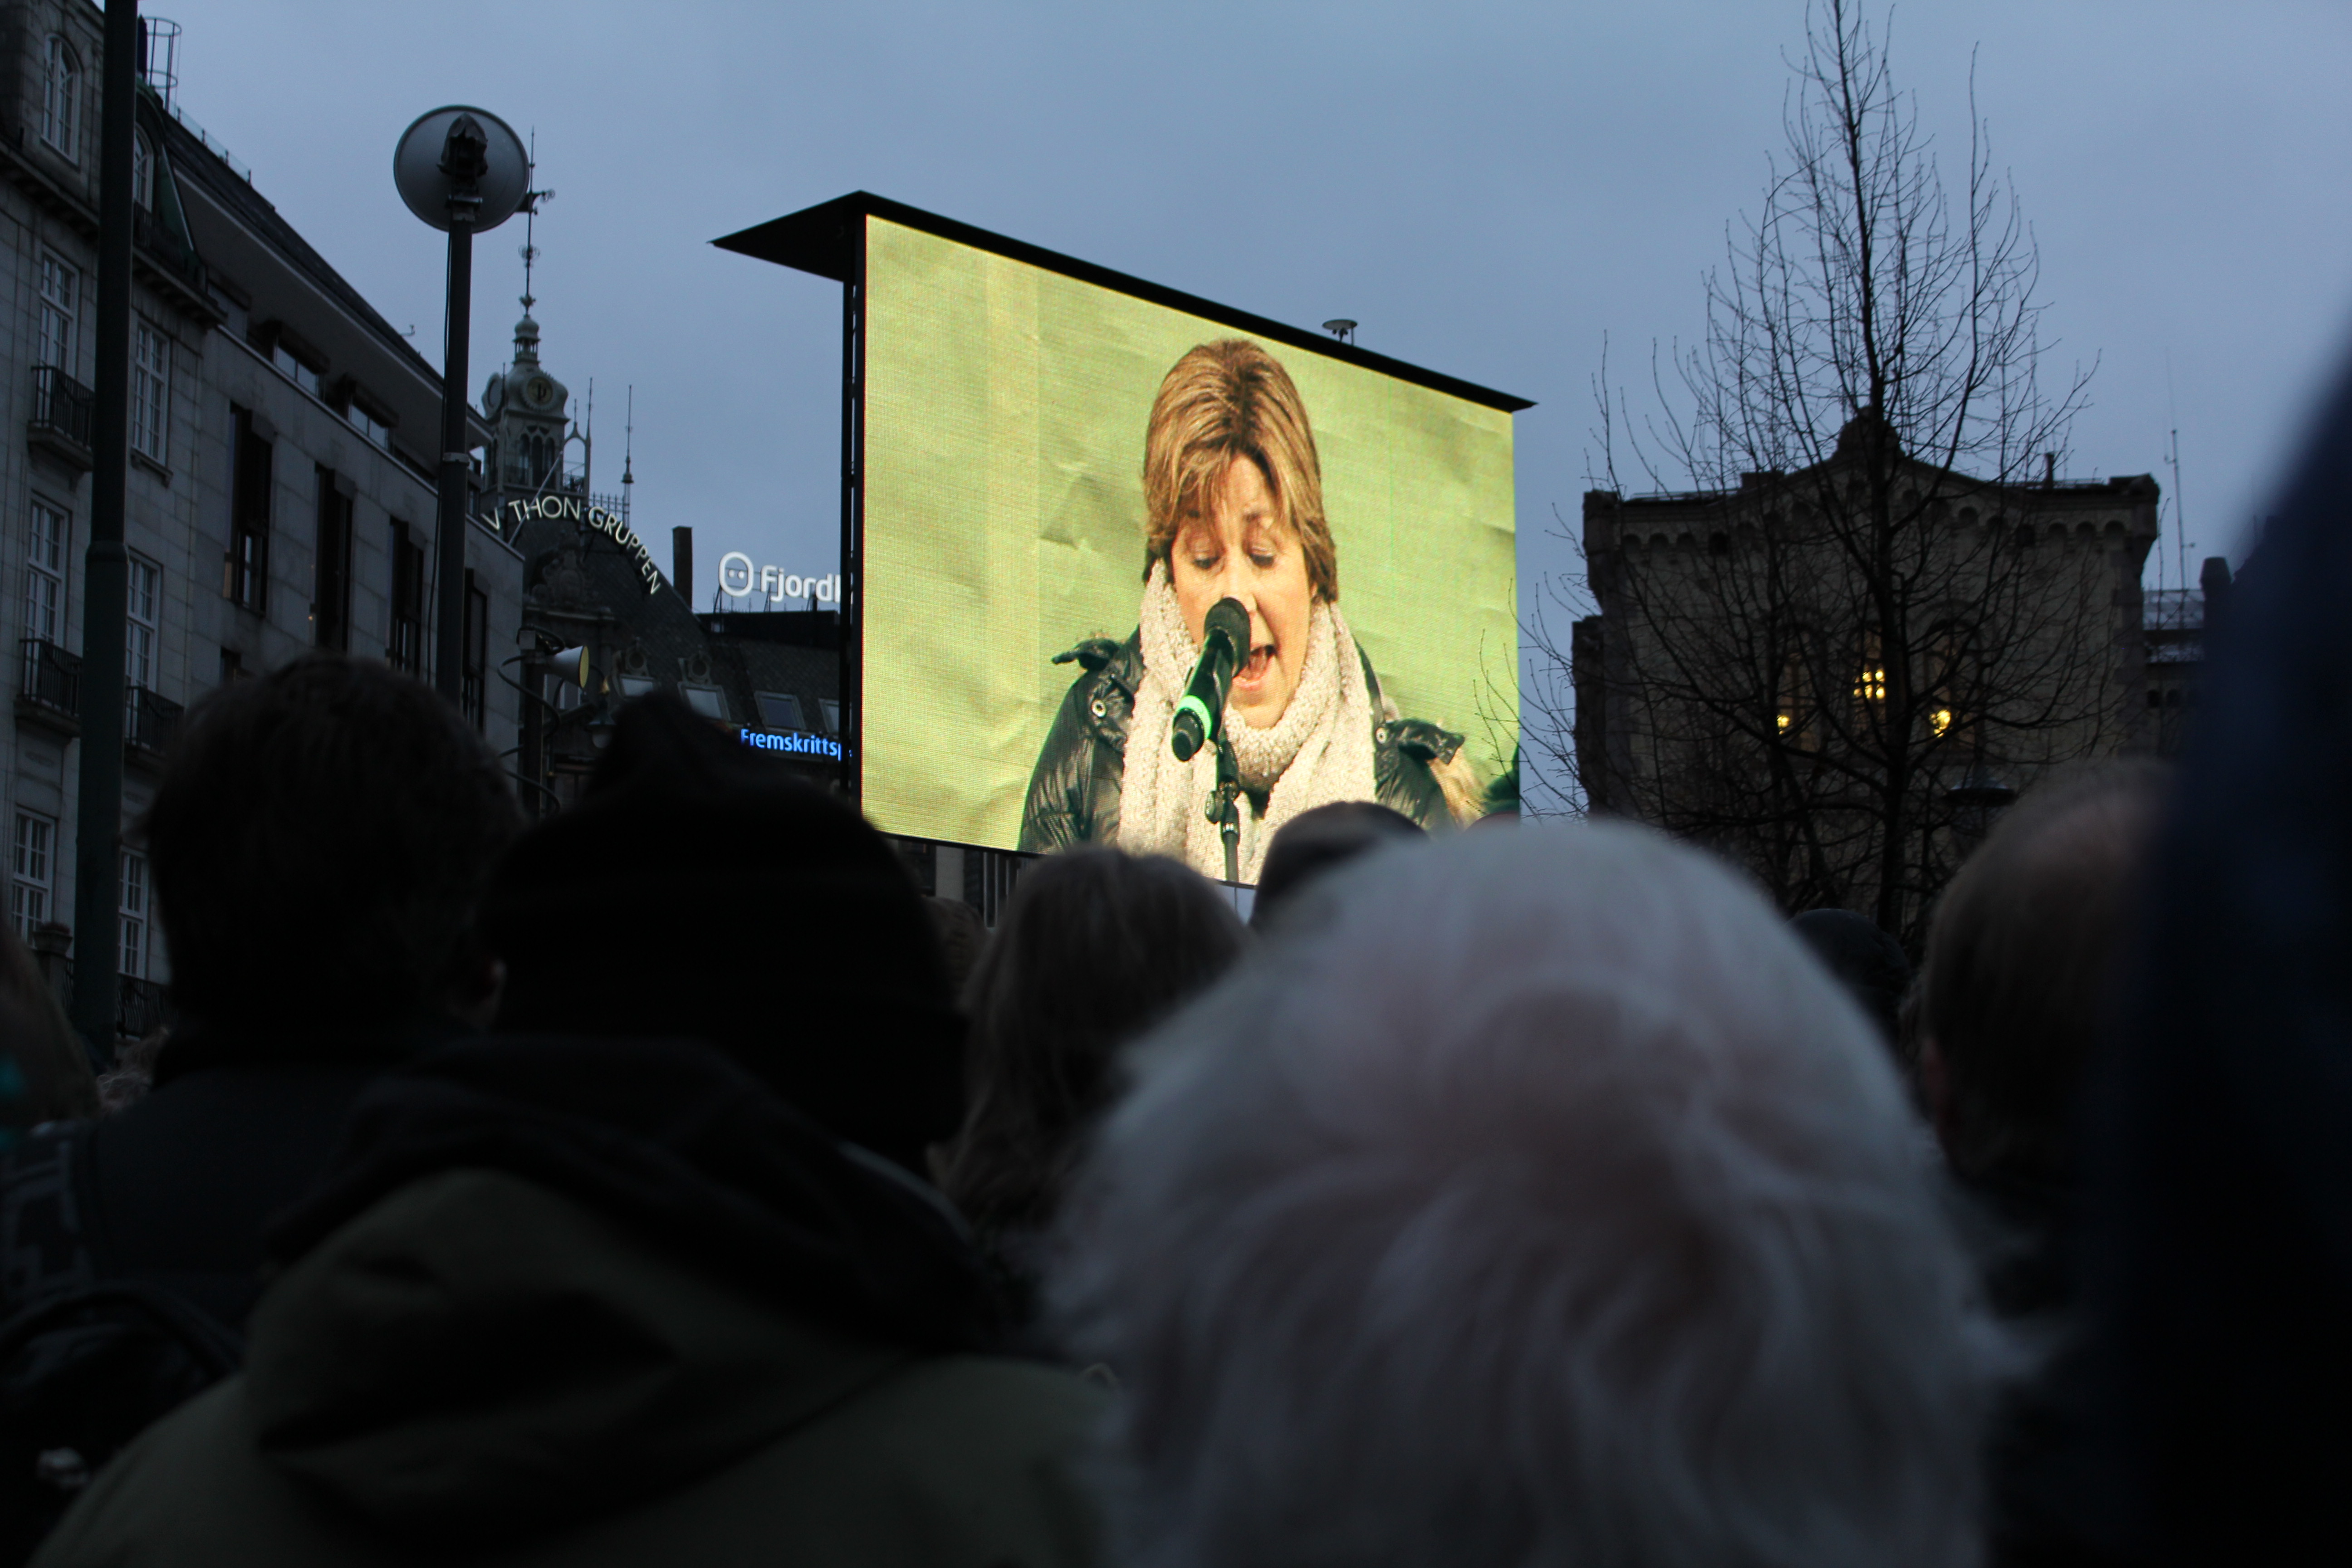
[739,726,846,761]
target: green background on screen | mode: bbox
[861,215,1518,850]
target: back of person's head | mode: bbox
[1058,823,1990,1568]
[1791,906,1913,1053]
[146,656,522,1034]
[0,920,95,1129]
[940,847,1245,1234]
[1249,800,1421,930]
[1920,761,2169,1186]
[926,895,990,1000]
[479,693,962,1171]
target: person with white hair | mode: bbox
[1055,822,1997,1568]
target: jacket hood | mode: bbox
[244,1034,995,1543]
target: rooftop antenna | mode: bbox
[621,385,634,528]
[2164,351,2191,593]
[1323,318,1357,345]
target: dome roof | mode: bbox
[484,312,569,421]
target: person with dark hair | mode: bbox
[1789,907,1912,1057]
[1914,760,2167,1565]
[936,846,1247,1324]
[34,695,1107,1567]
[0,656,520,1331]
[926,894,991,1001]
[1247,799,1421,931]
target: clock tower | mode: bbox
[482,308,574,508]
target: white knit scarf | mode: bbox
[1119,563,1377,882]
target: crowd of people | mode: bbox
[3,380,2349,1564]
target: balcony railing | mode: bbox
[126,686,183,758]
[132,205,207,294]
[20,637,81,718]
[29,366,94,470]
[118,975,174,1041]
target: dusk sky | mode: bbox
[160,0,2352,794]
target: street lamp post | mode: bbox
[392,108,529,701]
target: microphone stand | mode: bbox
[1213,732,1242,887]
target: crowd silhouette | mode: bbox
[5,375,2351,1565]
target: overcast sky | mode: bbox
[161,0,2352,786]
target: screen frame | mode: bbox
[714,192,1535,808]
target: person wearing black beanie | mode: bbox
[480,691,965,1173]
[33,694,1109,1568]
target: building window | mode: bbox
[755,691,804,730]
[616,675,657,699]
[12,811,56,938]
[272,342,321,399]
[125,552,159,690]
[131,319,169,463]
[40,37,78,161]
[389,523,425,675]
[314,469,353,651]
[347,402,392,449]
[227,406,270,612]
[25,501,67,645]
[679,684,727,720]
[462,569,488,729]
[36,251,77,371]
[118,848,149,980]
[132,128,153,211]
[818,698,842,735]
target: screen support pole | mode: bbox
[839,216,866,806]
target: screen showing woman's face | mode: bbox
[1170,455,1314,731]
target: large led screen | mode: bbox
[861,214,1519,880]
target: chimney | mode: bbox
[2199,555,2233,629]
[2043,452,2057,487]
[671,527,693,600]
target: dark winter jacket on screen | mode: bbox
[31,1035,1107,1568]
[1019,630,1463,853]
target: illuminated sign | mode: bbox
[739,726,846,761]
[718,552,839,606]
[501,495,664,595]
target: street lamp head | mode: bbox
[393,106,529,233]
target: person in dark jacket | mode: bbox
[1020,339,1476,877]
[0,656,520,1332]
[935,846,1246,1332]
[34,695,1107,1566]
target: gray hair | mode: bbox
[1055,822,1994,1568]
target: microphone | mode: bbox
[1171,597,1251,762]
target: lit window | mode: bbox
[131,319,169,462]
[119,848,149,980]
[126,554,160,690]
[1855,666,1886,704]
[25,501,68,644]
[40,37,78,161]
[756,691,804,730]
[1775,712,1792,733]
[1930,707,1954,737]
[12,811,56,938]
[273,343,321,398]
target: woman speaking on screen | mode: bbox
[1020,339,1475,881]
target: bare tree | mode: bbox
[1537,0,2151,943]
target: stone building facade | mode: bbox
[0,2,521,1027]
[1573,416,2159,936]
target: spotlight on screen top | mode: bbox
[1323,318,1358,344]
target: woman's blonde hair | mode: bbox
[1142,340,1338,602]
